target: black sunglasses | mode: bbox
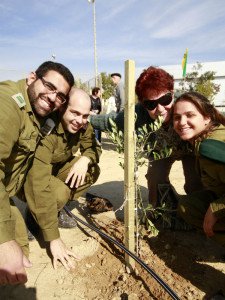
[142,93,173,111]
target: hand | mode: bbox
[0,240,32,285]
[50,238,80,271]
[65,156,90,188]
[89,111,97,115]
[203,206,218,237]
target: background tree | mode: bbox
[177,62,220,101]
[100,72,114,99]
[74,78,89,92]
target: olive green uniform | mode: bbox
[24,122,101,242]
[0,79,43,256]
[178,125,225,247]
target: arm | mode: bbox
[198,155,225,235]
[89,103,152,132]
[0,240,32,285]
[0,91,31,284]
[65,124,101,188]
[118,81,125,111]
[24,134,61,242]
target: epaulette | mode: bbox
[11,93,26,108]
[199,139,225,163]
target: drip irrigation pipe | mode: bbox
[64,206,180,300]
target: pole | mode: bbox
[124,60,136,269]
[92,0,98,86]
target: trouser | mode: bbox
[146,154,203,207]
[94,129,101,143]
[178,190,225,247]
[14,156,100,256]
[51,156,100,210]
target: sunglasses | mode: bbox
[142,93,173,111]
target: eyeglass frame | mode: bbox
[142,92,173,111]
[39,76,68,105]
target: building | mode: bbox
[161,61,225,108]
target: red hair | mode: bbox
[135,66,174,102]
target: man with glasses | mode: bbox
[90,66,203,207]
[0,61,74,285]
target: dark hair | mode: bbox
[135,66,174,103]
[175,91,225,137]
[35,61,74,88]
[92,87,100,96]
[111,73,121,78]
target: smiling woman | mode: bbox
[173,91,225,248]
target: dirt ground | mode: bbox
[1,133,225,300]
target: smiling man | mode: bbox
[24,87,101,271]
[0,61,74,285]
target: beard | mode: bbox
[27,81,37,106]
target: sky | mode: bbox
[1,0,225,82]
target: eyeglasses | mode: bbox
[142,93,173,111]
[39,77,68,105]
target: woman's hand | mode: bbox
[203,206,218,237]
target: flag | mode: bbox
[182,48,188,77]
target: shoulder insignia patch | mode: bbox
[199,139,225,163]
[11,93,26,108]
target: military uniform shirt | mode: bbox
[0,79,41,244]
[195,125,225,218]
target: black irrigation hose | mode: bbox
[64,206,180,300]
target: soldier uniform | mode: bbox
[0,79,44,257]
[178,125,225,247]
[24,122,101,242]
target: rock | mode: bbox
[128,293,139,300]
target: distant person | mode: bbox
[24,87,101,271]
[111,73,125,113]
[90,87,102,142]
[0,61,74,285]
[173,91,225,247]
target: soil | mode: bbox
[0,133,225,300]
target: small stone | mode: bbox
[128,293,139,300]
[171,255,176,262]
[101,258,107,265]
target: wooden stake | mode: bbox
[124,60,135,269]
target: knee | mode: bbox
[55,184,71,210]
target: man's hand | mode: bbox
[0,240,32,285]
[203,206,218,237]
[65,156,90,188]
[50,238,80,271]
